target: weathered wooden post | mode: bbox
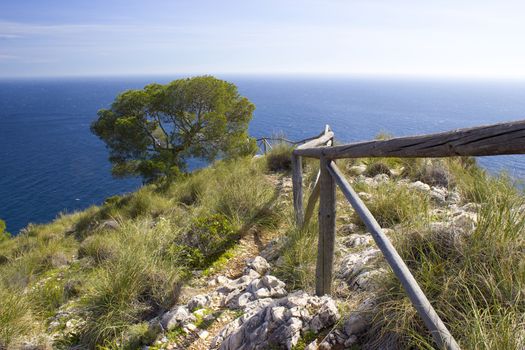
[302,170,320,229]
[327,161,460,350]
[292,154,304,226]
[315,156,336,296]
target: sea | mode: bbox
[1,76,525,234]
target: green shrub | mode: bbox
[209,159,281,229]
[190,214,236,256]
[0,233,77,290]
[0,156,283,348]
[0,288,42,348]
[363,161,392,177]
[29,273,68,317]
[401,159,454,187]
[174,174,207,205]
[448,158,515,205]
[172,214,237,269]
[78,234,118,264]
[356,180,431,228]
[275,223,318,291]
[120,322,157,349]
[266,143,293,172]
[80,224,179,347]
[367,171,525,349]
[0,219,10,242]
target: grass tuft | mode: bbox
[266,142,293,172]
[367,165,525,349]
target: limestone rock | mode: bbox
[344,298,375,336]
[160,306,194,330]
[211,292,340,350]
[409,181,431,192]
[461,202,481,213]
[343,234,372,248]
[198,330,210,339]
[305,340,318,350]
[373,174,389,184]
[448,190,461,204]
[237,292,253,308]
[338,247,381,290]
[184,323,197,333]
[352,268,386,290]
[452,211,477,232]
[262,275,285,289]
[260,239,282,261]
[339,223,359,235]
[246,256,271,275]
[308,298,339,332]
[348,164,367,176]
[358,192,372,201]
[188,294,210,311]
[430,186,448,205]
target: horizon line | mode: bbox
[2,72,525,82]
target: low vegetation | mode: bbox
[367,161,525,350]
[0,219,9,241]
[278,154,525,349]
[2,140,524,349]
[0,156,283,349]
[266,142,294,172]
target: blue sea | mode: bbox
[1,76,525,234]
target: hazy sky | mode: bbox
[1,0,525,78]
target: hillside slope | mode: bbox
[1,150,524,350]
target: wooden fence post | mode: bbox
[302,170,320,229]
[315,156,336,296]
[302,139,332,229]
[327,161,460,350]
[292,154,304,226]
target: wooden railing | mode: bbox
[256,130,334,155]
[291,119,525,350]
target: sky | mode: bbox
[1,0,525,78]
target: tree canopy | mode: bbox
[91,76,257,182]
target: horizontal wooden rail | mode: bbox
[327,161,460,350]
[291,119,525,349]
[294,119,525,159]
[256,130,331,146]
[256,137,296,143]
[297,130,334,150]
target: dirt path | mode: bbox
[157,174,292,350]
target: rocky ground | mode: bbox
[135,175,376,350]
[44,167,479,350]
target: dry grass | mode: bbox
[0,156,284,348]
[365,159,525,349]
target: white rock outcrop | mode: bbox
[211,291,340,350]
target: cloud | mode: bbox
[2,0,525,78]
[0,20,190,38]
